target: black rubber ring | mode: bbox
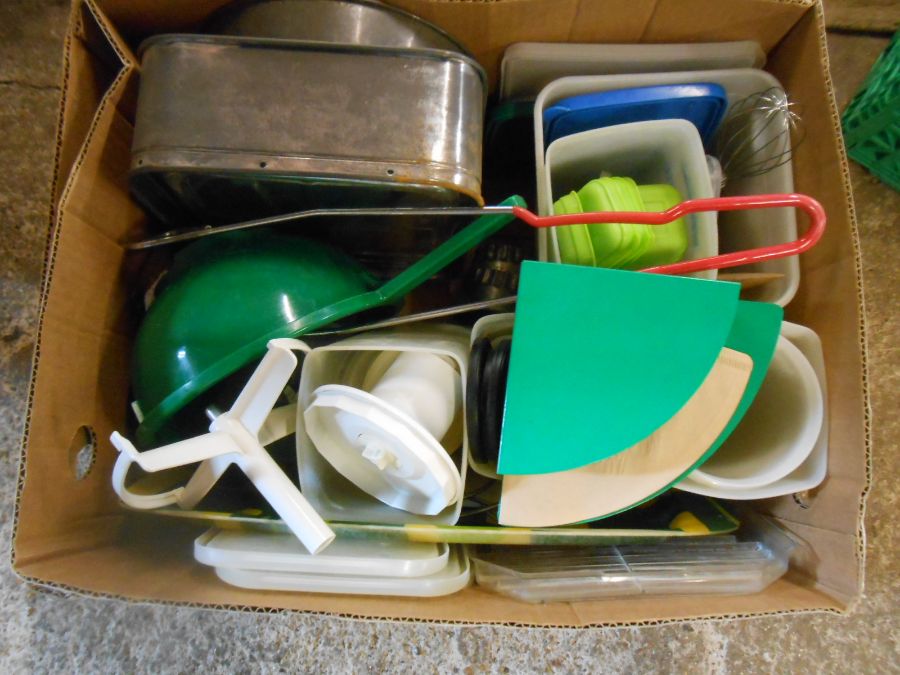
[466,338,491,464]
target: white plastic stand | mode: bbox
[110,338,335,554]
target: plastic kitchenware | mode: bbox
[498,347,752,527]
[540,120,717,279]
[551,191,596,266]
[552,177,686,270]
[205,0,469,54]
[296,326,470,525]
[136,486,741,543]
[533,69,799,305]
[472,518,794,603]
[680,301,784,469]
[543,84,728,147]
[131,35,486,227]
[572,178,652,268]
[472,339,510,467]
[210,543,471,596]
[131,200,522,447]
[112,339,335,554]
[677,321,829,500]
[635,183,689,266]
[194,529,451,577]
[687,333,824,491]
[498,262,741,476]
[304,350,464,515]
[499,41,765,100]
[478,302,779,487]
[715,87,804,182]
[466,313,515,478]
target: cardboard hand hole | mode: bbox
[68,425,97,480]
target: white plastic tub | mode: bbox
[533,69,799,305]
[539,119,717,280]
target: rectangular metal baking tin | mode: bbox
[130,34,486,225]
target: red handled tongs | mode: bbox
[127,193,825,276]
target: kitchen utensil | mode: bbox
[533,69,800,305]
[130,35,486,227]
[464,241,524,301]
[714,87,803,183]
[541,120,717,278]
[205,0,468,54]
[476,301,778,485]
[195,528,451,577]
[499,41,765,100]
[498,347,752,527]
[296,326,470,525]
[543,84,728,146]
[112,339,335,554]
[678,321,829,499]
[126,195,826,283]
[208,543,470,596]
[130,485,741,544]
[689,335,824,490]
[303,350,463,515]
[130,201,521,447]
[308,296,518,337]
[472,525,793,602]
[498,261,741,476]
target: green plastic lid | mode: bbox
[552,191,595,266]
[633,183,688,268]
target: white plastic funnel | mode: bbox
[304,351,463,515]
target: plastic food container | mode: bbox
[205,0,469,53]
[542,84,728,147]
[539,120,717,279]
[499,41,765,100]
[533,68,798,305]
[678,321,829,500]
[130,34,486,227]
[471,536,790,603]
[194,528,451,577]
[197,531,471,596]
[295,325,470,526]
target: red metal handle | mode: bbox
[511,193,826,275]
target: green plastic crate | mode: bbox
[841,32,900,191]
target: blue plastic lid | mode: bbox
[543,83,728,147]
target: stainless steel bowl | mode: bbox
[205,0,469,54]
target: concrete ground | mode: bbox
[1,1,897,672]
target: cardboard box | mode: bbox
[13,0,870,626]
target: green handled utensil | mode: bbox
[132,196,525,447]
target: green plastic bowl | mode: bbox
[130,197,524,447]
[131,231,382,447]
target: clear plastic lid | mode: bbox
[471,519,796,603]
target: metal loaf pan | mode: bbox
[205,0,469,54]
[130,35,486,226]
